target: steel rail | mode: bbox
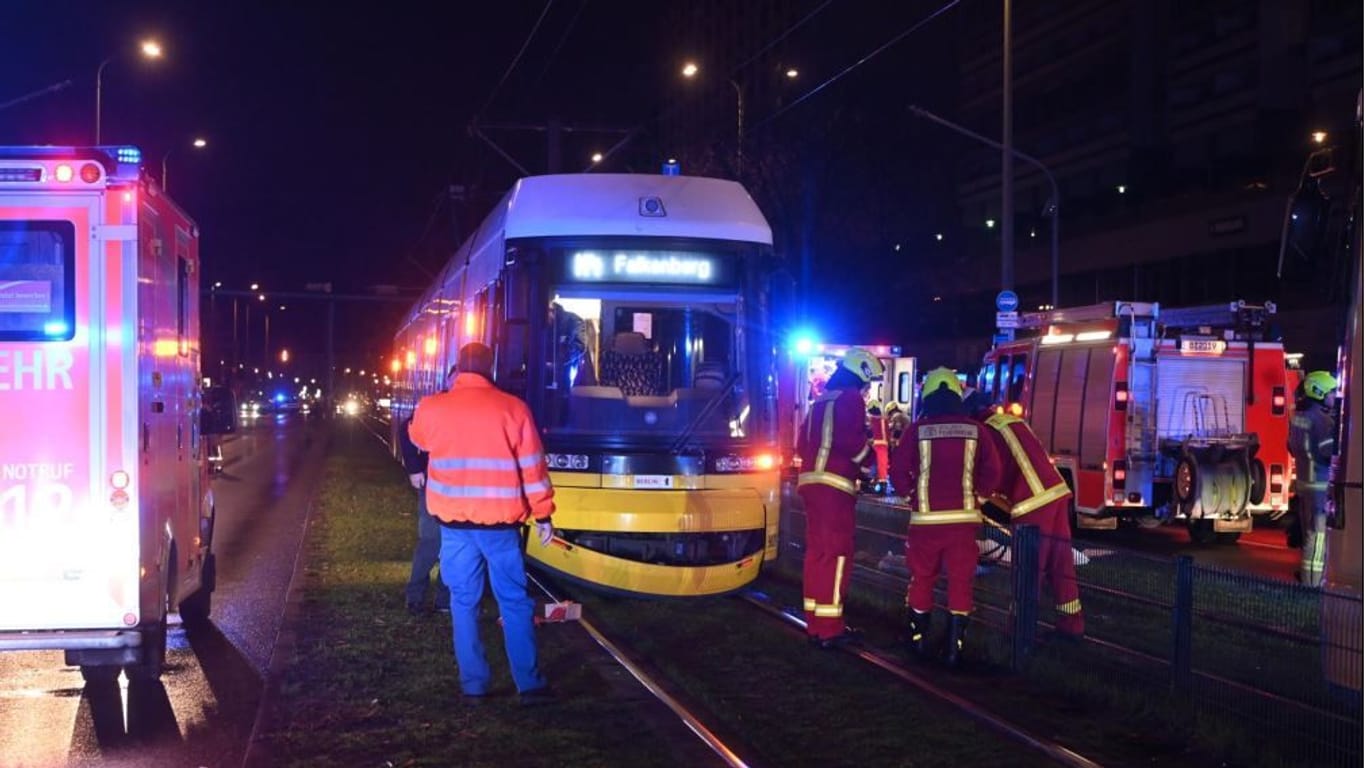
[738,591,1105,768]
[527,572,751,768]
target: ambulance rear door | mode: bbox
[0,161,140,639]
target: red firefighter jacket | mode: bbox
[797,386,872,496]
[409,373,555,526]
[890,415,1003,525]
[982,412,1072,518]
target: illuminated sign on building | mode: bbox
[569,251,721,284]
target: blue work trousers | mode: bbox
[406,491,450,608]
[438,526,545,695]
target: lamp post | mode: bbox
[161,137,206,193]
[95,39,162,144]
[681,61,745,174]
[908,104,1062,307]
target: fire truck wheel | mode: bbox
[79,665,120,684]
[1187,519,1218,546]
[1248,460,1267,506]
[1174,457,1199,515]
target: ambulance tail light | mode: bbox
[1114,382,1129,411]
[79,163,102,183]
[1272,386,1286,415]
[110,470,130,489]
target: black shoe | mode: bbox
[905,610,931,659]
[809,628,863,650]
[518,687,556,706]
[945,615,970,668]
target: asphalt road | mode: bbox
[0,410,327,768]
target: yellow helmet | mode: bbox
[921,366,963,398]
[841,347,886,385]
[1303,370,1338,402]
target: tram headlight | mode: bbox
[714,453,777,473]
[546,453,591,470]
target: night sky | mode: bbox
[2,1,964,372]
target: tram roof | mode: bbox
[498,174,772,245]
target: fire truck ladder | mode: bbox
[1016,301,1159,332]
[1155,300,1277,339]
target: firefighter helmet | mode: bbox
[841,348,886,385]
[921,367,963,398]
[1303,370,1338,402]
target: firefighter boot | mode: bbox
[945,614,970,669]
[905,610,931,659]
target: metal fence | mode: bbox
[777,491,1364,767]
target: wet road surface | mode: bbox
[0,412,327,768]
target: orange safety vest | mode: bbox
[409,373,555,525]
[983,413,1072,517]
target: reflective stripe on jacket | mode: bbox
[983,413,1071,517]
[796,386,870,496]
[890,416,1003,525]
[409,373,554,525]
[1288,407,1335,493]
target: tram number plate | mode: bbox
[632,474,674,489]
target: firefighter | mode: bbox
[890,368,1002,667]
[964,390,1084,638]
[1288,370,1338,586]
[797,347,884,648]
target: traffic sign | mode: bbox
[995,311,1020,329]
[995,290,1020,312]
[992,331,1015,345]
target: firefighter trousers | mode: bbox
[1019,500,1084,636]
[1298,489,1328,587]
[799,484,856,640]
[905,523,978,615]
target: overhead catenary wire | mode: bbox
[471,0,556,125]
[748,0,961,135]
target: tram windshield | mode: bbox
[537,288,753,446]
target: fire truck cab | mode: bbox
[777,341,916,491]
[0,146,225,682]
[979,300,1292,544]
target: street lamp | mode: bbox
[681,61,745,174]
[95,39,163,144]
[161,136,206,193]
[908,104,1063,307]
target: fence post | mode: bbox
[1171,555,1194,690]
[1011,523,1040,671]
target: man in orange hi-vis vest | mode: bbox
[890,368,1003,668]
[965,390,1084,638]
[797,348,884,648]
[410,342,556,705]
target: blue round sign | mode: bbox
[996,290,1019,312]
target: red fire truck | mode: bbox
[777,341,916,489]
[979,300,1293,543]
[0,146,226,681]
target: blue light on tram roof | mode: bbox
[114,147,142,165]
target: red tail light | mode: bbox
[1112,460,1127,489]
[1272,386,1286,415]
[1114,382,1129,411]
[1269,464,1285,494]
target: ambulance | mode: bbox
[777,341,916,490]
[0,146,226,681]
[979,300,1292,543]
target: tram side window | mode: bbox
[0,221,76,341]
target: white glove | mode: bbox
[534,519,554,546]
[408,473,425,490]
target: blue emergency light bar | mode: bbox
[114,147,142,165]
